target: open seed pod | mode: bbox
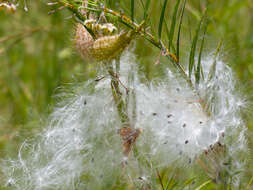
[75,23,136,62]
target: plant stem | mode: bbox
[106,62,130,125]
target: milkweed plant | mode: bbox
[1,0,252,189]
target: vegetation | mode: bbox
[0,0,252,189]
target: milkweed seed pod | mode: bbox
[75,23,136,62]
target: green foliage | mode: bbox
[176,0,186,61]
[0,1,94,156]
[130,0,134,21]
[142,0,151,21]
[195,18,209,86]
[168,0,180,51]
[0,0,253,189]
[208,40,223,81]
[195,180,212,190]
[188,10,206,80]
[158,0,168,40]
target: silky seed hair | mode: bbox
[1,52,249,189]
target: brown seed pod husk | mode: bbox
[75,23,95,61]
[75,23,136,62]
[119,126,141,156]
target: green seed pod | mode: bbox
[75,23,135,61]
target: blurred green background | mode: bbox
[0,0,252,175]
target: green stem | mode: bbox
[106,62,130,125]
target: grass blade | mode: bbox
[170,182,179,190]
[156,169,165,190]
[168,0,180,50]
[158,0,168,39]
[165,20,176,53]
[182,177,196,188]
[195,180,212,190]
[176,0,186,61]
[165,172,176,190]
[144,0,151,20]
[195,19,209,86]
[188,9,206,79]
[130,0,134,21]
[246,176,253,190]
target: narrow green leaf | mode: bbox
[208,40,222,81]
[165,20,177,53]
[140,0,144,8]
[186,4,201,21]
[144,0,151,10]
[195,19,209,86]
[176,0,186,61]
[156,169,165,190]
[164,19,170,39]
[144,0,151,20]
[195,180,212,190]
[87,0,99,7]
[182,177,196,187]
[104,0,113,8]
[165,172,176,190]
[168,0,180,50]
[188,9,206,79]
[170,182,179,190]
[246,176,253,190]
[158,0,169,39]
[130,0,134,21]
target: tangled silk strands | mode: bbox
[1,52,249,189]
